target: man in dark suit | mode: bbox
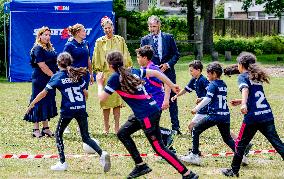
[141,15,181,134]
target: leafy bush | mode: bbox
[125,8,188,40]
[215,3,224,18]
[0,0,10,76]
[214,35,284,55]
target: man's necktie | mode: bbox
[153,35,159,58]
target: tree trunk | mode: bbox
[187,0,195,40]
[201,0,214,54]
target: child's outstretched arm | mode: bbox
[230,99,242,106]
[162,84,170,110]
[191,97,211,114]
[96,72,110,102]
[146,69,180,94]
[83,89,88,101]
[240,88,249,114]
[26,89,48,113]
[171,89,187,102]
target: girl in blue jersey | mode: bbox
[222,52,284,177]
[96,51,198,179]
[26,52,111,172]
[172,61,251,165]
[183,62,236,166]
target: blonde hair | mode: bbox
[68,23,84,37]
[34,26,54,51]
[101,16,113,28]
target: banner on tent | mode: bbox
[7,0,114,82]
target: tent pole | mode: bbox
[4,13,7,78]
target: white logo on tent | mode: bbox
[54,6,70,11]
[33,28,92,36]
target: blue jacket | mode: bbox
[140,32,180,69]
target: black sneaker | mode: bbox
[244,143,253,156]
[183,171,199,179]
[165,130,177,148]
[169,146,176,154]
[176,129,182,135]
[127,163,152,178]
[221,168,239,177]
[188,148,202,156]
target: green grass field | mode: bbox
[0,54,284,178]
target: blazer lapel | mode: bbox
[161,32,166,59]
[148,34,154,46]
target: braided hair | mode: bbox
[237,52,269,83]
[107,51,145,94]
[57,52,87,83]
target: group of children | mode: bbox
[26,45,284,178]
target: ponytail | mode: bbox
[118,66,145,94]
[237,52,269,83]
[67,66,87,83]
[107,51,144,94]
[247,63,270,84]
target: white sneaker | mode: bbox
[241,155,249,166]
[51,161,68,171]
[180,152,201,166]
[99,151,111,172]
[63,126,71,134]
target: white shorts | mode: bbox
[191,114,207,124]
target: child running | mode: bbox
[172,60,251,165]
[136,45,177,152]
[221,52,284,177]
[96,51,198,179]
[180,62,236,166]
[26,52,111,172]
[171,60,209,133]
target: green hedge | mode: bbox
[122,7,188,40]
[214,35,284,55]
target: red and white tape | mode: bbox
[0,149,277,159]
[202,149,277,157]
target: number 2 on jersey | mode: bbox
[65,87,83,102]
[255,91,267,108]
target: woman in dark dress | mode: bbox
[24,26,58,138]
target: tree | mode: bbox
[200,0,214,54]
[187,0,195,40]
[243,0,284,17]
[215,2,224,18]
[0,0,10,76]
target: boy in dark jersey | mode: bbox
[181,62,236,166]
[171,60,209,133]
[26,52,110,172]
[96,51,198,179]
[221,52,284,177]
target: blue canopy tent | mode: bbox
[4,0,114,82]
